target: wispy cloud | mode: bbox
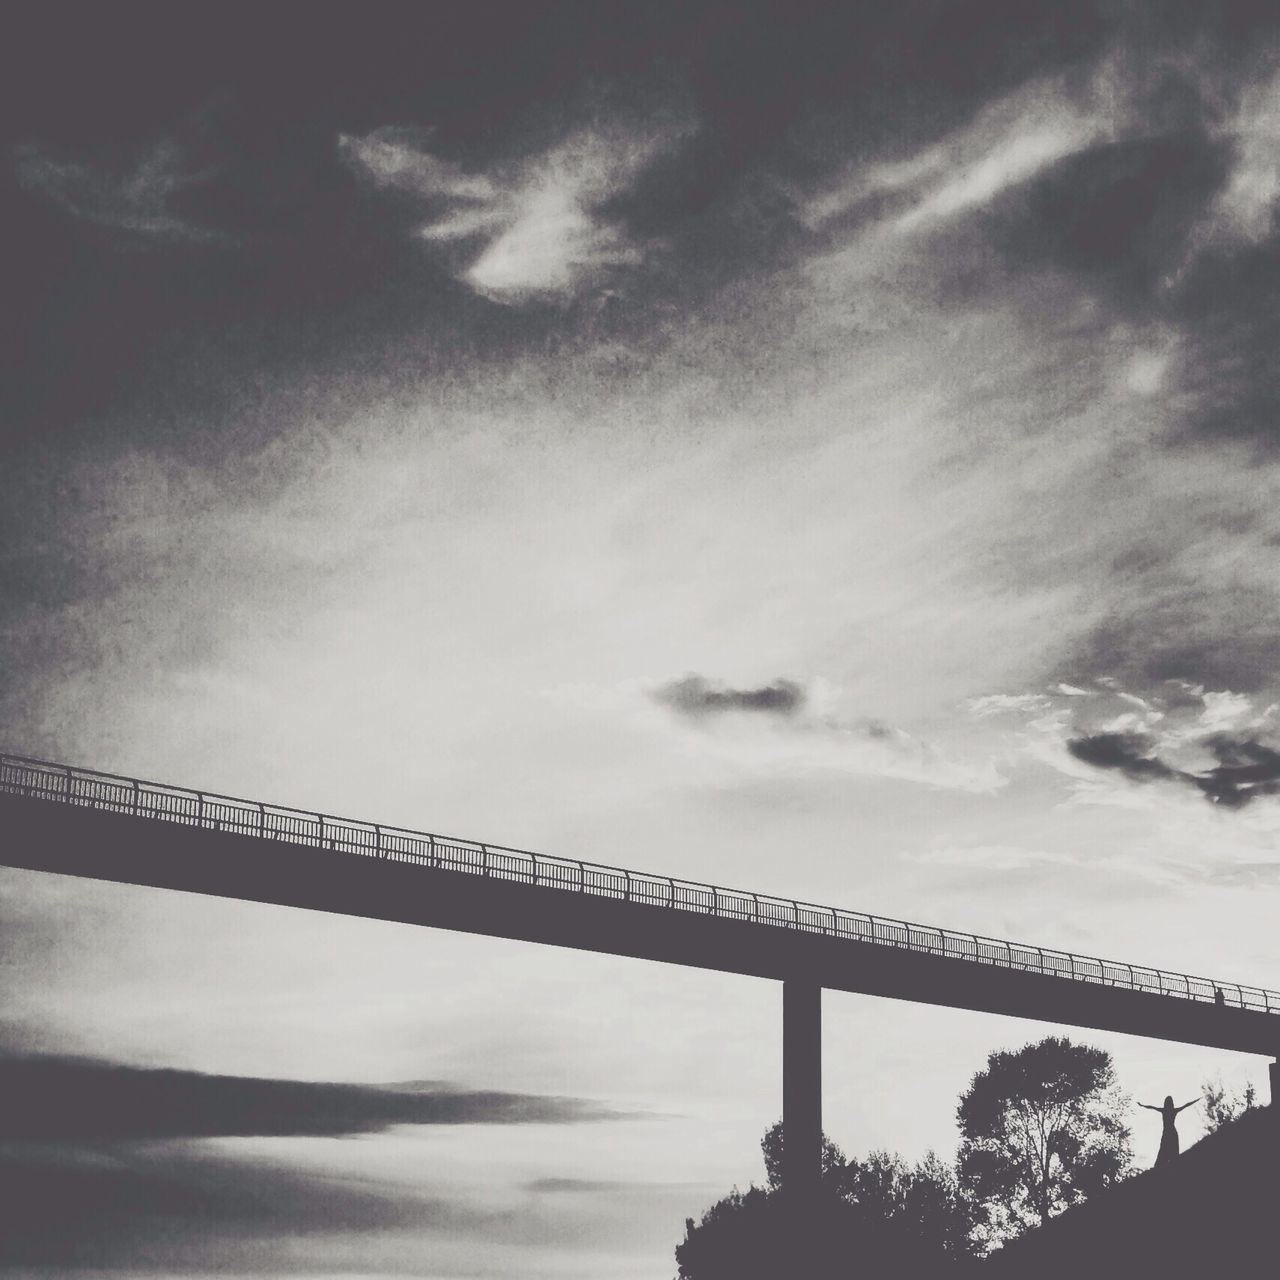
[969,679,1280,809]
[14,135,231,244]
[638,674,1004,794]
[340,120,693,302]
[0,1054,617,1141]
[1191,63,1280,249]
[803,73,1111,239]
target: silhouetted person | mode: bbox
[1214,987,1226,1007]
[1139,1095,1200,1166]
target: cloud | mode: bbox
[635,675,1003,794]
[1193,62,1280,249]
[336,126,497,204]
[972,677,1280,809]
[0,1139,529,1271]
[805,74,1108,239]
[0,1054,616,1142]
[14,135,231,244]
[1067,729,1280,808]
[340,120,692,302]
[988,132,1230,313]
[1067,730,1183,783]
[652,674,805,718]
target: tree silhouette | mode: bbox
[759,1120,847,1190]
[1201,1074,1258,1134]
[837,1146,974,1260]
[957,1036,1131,1245]
[676,1125,973,1277]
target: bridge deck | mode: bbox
[1,752,1276,1056]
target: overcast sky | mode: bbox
[4,1,1280,1275]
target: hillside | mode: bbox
[984,1108,1277,1279]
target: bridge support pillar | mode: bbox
[783,977,822,1256]
[1270,1060,1278,1111]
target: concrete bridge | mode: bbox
[2,751,1277,1202]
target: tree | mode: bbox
[1201,1074,1258,1133]
[674,1179,962,1280]
[759,1120,847,1190]
[837,1147,974,1260]
[676,1126,974,1278]
[759,1122,971,1256]
[957,1036,1131,1246]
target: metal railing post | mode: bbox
[258,803,265,837]
[530,852,538,886]
[132,779,140,816]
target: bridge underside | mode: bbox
[3,792,1277,1058]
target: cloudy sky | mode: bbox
[5,0,1280,1274]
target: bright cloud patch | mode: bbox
[972,679,1280,809]
[340,121,691,301]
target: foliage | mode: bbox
[836,1147,975,1260]
[957,1035,1132,1245]
[676,1126,974,1278]
[1201,1074,1258,1133]
[673,1181,960,1280]
[759,1120,847,1191]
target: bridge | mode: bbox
[2,750,1277,1202]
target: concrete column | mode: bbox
[1270,1059,1278,1111]
[783,979,823,1198]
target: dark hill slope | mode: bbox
[984,1109,1278,1279]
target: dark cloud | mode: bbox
[1197,734,1280,807]
[653,675,805,717]
[0,1054,615,1142]
[1056,593,1280,697]
[0,1140,511,1270]
[1067,730,1280,808]
[1067,731,1182,783]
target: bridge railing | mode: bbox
[2,751,1276,1016]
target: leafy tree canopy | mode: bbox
[676,1125,974,1278]
[957,1035,1131,1246]
[1201,1074,1258,1134]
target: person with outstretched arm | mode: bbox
[1139,1095,1201,1166]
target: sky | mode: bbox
[4,0,1280,1274]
